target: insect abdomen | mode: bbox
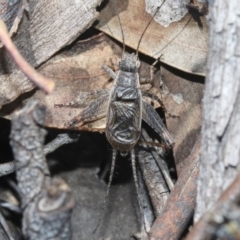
[105,86,142,153]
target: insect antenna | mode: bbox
[136,0,166,55]
[93,149,117,234]
[113,1,126,55]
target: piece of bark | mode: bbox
[0,0,102,107]
[195,0,240,221]
[149,136,200,240]
[10,101,75,240]
[0,0,28,42]
[96,0,208,75]
[186,173,240,240]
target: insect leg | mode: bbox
[102,65,117,80]
[142,91,178,118]
[54,89,109,108]
[93,149,117,234]
[131,149,149,237]
[65,93,109,128]
[142,99,174,148]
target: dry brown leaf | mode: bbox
[96,0,208,75]
[0,0,103,107]
[160,65,203,174]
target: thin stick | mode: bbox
[112,0,125,54]
[0,19,54,94]
[93,149,117,234]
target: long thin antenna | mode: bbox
[113,2,125,54]
[93,149,117,234]
[136,0,165,54]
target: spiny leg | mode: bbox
[131,149,149,237]
[55,92,109,128]
[54,89,110,109]
[142,91,178,118]
[142,99,174,148]
[93,149,117,234]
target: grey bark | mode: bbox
[10,101,75,240]
[195,0,240,221]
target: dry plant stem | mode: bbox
[0,19,54,94]
[10,101,74,240]
[0,133,79,177]
[195,0,240,220]
[149,137,200,240]
[185,173,240,240]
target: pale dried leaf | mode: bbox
[96,0,208,75]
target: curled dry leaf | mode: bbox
[0,0,103,107]
[96,0,208,75]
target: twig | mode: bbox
[0,133,79,177]
[44,133,80,155]
[149,136,200,240]
[0,19,55,94]
[10,101,74,240]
